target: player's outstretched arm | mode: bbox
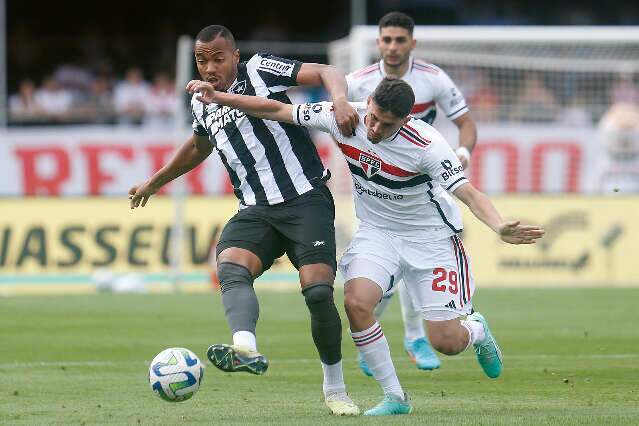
[186,80,295,124]
[129,133,212,209]
[453,182,545,245]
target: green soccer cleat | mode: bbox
[364,393,412,416]
[357,353,373,377]
[467,312,503,378]
[206,344,268,375]
[404,337,441,370]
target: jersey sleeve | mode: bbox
[346,73,359,101]
[291,102,340,135]
[420,137,468,192]
[247,53,302,93]
[190,101,208,137]
[433,68,469,120]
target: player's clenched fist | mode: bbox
[332,98,360,137]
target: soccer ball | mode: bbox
[149,347,204,402]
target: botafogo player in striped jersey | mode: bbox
[129,25,361,416]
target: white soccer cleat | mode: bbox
[325,393,360,416]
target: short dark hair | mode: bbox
[372,77,415,118]
[195,25,236,47]
[378,12,415,35]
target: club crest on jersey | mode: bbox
[359,152,381,178]
[231,80,247,94]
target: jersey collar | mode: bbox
[389,127,402,141]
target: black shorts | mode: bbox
[216,185,337,273]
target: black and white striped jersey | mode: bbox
[190,53,329,207]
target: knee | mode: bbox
[217,262,254,293]
[299,264,335,287]
[302,283,333,307]
[217,247,262,277]
[344,291,373,319]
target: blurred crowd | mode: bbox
[9,67,179,127]
[9,65,638,127]
[7,0,639,127]
[457,70,639,125]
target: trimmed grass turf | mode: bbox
[1,288,638,425]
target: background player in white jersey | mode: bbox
[346,12,479,372]
[187,77,545,416]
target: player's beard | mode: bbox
[384,54,409,76]
[367,131,382,143]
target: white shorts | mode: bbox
[339,224,475,320]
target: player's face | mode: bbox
[377,27,416,69]
[365,99,410,144]
[194,37,240,92]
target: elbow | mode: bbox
[468,191,488,213]
[456,185,481,209]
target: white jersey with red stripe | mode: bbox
[346,57,468,125]
[292,101,468,240]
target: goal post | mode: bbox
[170,35,194,291]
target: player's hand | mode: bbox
[332,98,359,136]
[186,80,217,104]
[129,181,159,209]
[498,220,545,245]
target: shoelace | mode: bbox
[475,341,497,358]
[381,393,408,404]
[326,393,354,404]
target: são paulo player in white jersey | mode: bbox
[187,76,544,416]
[346,11,479,372]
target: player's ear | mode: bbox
[233,49,240,65]
[366,96,371,106]
[411,37,416,50]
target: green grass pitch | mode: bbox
[1,288,638,425]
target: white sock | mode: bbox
[460,319,486,349]
[398,281,425,342]
[321,360,346,397]
[373,294,393,319]
[351,322,404,398]
[233,330,257,351]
